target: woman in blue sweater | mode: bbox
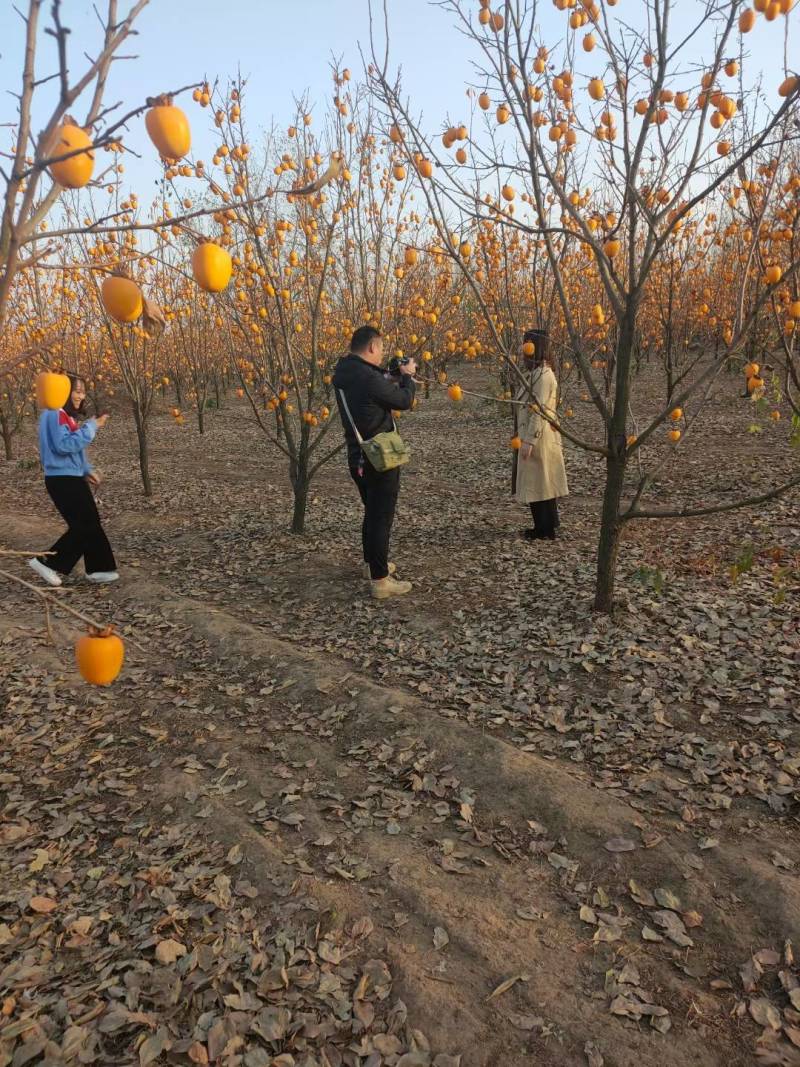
[28,375,118,587]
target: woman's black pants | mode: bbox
[530,498,560,537]
[350,463,400,580]
[38,476,117,575]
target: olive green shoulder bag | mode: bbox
[337,388,410,472]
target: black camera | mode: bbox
[387,355,411,377]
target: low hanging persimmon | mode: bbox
[192,242,233,293]
[145,95,192,159]
[47,119,95,188]
[101,275,143,323]
[35,371,71,410]
[75,629,125,686]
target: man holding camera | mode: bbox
[333,325,416,599]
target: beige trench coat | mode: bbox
[514,365,569,503]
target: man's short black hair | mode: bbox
[350,325,382,352]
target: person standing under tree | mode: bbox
[513,329,569,540]
[333,325,416,599]
[28,374,119,587]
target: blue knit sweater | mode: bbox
[38,409,97,477]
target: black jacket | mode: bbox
[333,353,416,467]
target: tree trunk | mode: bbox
[132,405,152,496]
[197,405,205,434]
[593,304,636,613]
[214,377,221,409]
[1,417,12,460]
[174,377,183,408]
[289,444,310,534]
[593,451,627,612]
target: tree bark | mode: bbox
[593,305,636,613]
[594,450,627,612]
[0,415,13,460]
[132,404,152,496]
[289,443,310,534]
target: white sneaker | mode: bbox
[28,558,63,587]
[362,562,397,580]
[86,571,120,583]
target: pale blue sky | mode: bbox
[0,1,794,200]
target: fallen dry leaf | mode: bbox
[486,973,529,1001]
[28,895,57,914]
[154,938,187,965]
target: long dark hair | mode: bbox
[523,328,550,367]
[63,374,87,420]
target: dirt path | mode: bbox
[2,369,799,1066]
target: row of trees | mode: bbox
[1,0,799,613]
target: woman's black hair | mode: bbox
[523,328,550,366]
[63,374,87,419]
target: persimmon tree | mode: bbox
[188,76,472,532]
[368,0,800,612]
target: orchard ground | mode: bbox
[1,363,799,1067]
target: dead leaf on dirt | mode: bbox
[642,925,663,942]
[433,926,450,950]
[654,887,682,911]
[683,910,704,928]
[139,1027,171,1066]
[502,1010,544,1031]
[741,956,764,993]
[604,837,636,853]
[652,910,693,947]
[28,848,50,872]
[771,852,795,871]
[629,879,656,907]
[579,904,598,925]
[226,843,243,865]
[486,973,529,1001]
[610,995,642,1019]
[154,938,187,965]
[594,923,624,944]
[754,950,782,967]
[28,895,57,913]
[749,997,782,1030]
[584,1041,604,1067]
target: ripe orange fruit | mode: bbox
[36,371,71,410]
[764,265,782,285]
[670,407,683,421]
[102,275,143,322]
[668,429,682,442]
[448,383,463,402]
[510,435,522,450]
[192,242,233,292]
[47,121,94,188]
[145,100,191,160]
[75,631,125,686]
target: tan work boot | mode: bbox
[362,561,397,580]
[370,575,412,599]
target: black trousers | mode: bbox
[38,476,116,575]
[349,462,400,580]
[530,498,560,536]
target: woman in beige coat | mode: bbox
[513,329,568,540]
